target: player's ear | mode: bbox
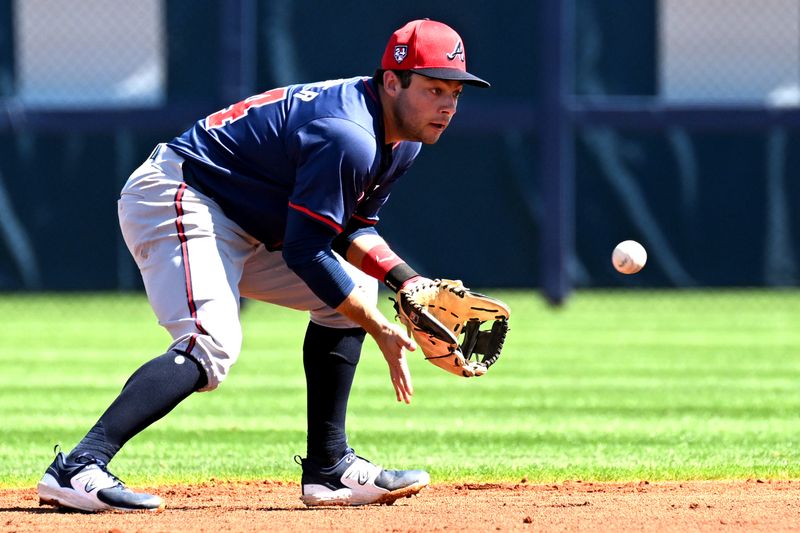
[383,70,401,96]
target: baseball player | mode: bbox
[37,19,489,511]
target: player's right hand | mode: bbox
[332,288,416,402]
[373,323,416,404]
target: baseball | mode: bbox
[612,240,647,274]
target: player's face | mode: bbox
[389,74,463,144]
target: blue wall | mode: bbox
[0,1,796,290]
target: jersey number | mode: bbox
[205,87,288,129]
[204,83,331,129]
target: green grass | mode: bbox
[1,289,799,488]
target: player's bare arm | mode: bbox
[335,288,416,404]
[343,233,386,266]
[337,233,424,403]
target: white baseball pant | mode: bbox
[118,144,377,391]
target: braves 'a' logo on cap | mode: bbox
[446,40,464,62]
[394,45,408,64]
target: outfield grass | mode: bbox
[1,289,799,488]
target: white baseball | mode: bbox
[612,240,647,274]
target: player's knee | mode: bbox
[170,332,241,391]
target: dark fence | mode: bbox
[0,0,797,299]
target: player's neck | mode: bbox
[377,85,401,145]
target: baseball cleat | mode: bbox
[37,448,164,513]
[296,449,429,506]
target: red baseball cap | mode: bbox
[380,19,490,88]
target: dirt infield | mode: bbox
[2,480,799,532]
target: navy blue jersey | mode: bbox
[168,77,421,250]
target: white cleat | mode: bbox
[37,448,164,513]
[297,449,430,506]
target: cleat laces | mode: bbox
[72,455,126,489]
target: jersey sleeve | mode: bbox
[287,117,378,233]
[282,209,356,309]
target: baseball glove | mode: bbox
[394,278,510,377]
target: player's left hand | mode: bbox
[395,278,510,377]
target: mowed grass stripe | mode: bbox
[1,290,798,487]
